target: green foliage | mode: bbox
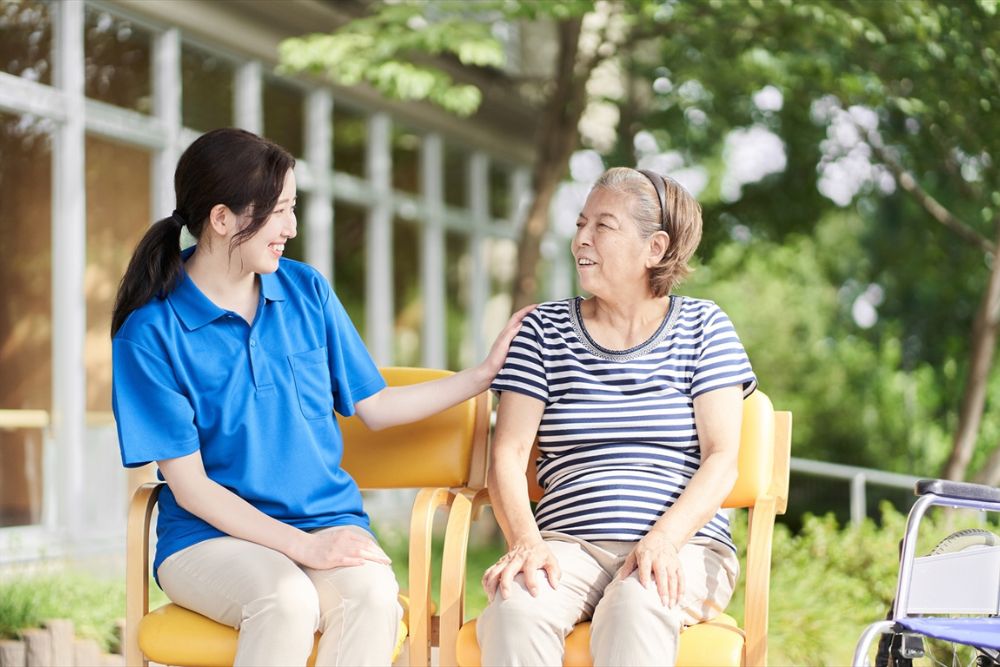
[0,569,169,651]
[728,504,995,666]
[279,2,507,117]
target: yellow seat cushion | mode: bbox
[139,602,408,667]
[456,613,744,667]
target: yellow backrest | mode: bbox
[337,367,490,490]
[526,391,777,508]
[723,390,775,509]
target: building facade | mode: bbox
[0,0,571,562]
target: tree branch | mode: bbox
[860,124,995,255]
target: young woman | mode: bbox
[477,167,755,666]
[111,128,530,667]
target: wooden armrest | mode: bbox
[125,482,164,667]
[407,487,457,667]
[438,488,491,667]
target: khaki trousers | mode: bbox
[157,526,402,667]
[477,531,738,667]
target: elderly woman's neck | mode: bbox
[582,294,672,349]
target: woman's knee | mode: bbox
[245,570,321,630]
[593,577,681,627]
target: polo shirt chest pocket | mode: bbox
[288,347,334,420]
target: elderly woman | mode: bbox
[477,167,756,666]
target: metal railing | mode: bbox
[790,457,925,526]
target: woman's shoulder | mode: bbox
[273,258,332,301]
[524,298,576,328]
[673,296,731,329]
[114,295,175,346]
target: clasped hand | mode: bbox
[615,531,684,607]
[482,539,561,602]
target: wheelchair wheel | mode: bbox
[875,528,1000,667]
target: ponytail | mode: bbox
[110,214,184,336]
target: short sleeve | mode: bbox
[491,311,548,404]
[112,339,200,468]
[322,287,386,416]
[690,305,757,399]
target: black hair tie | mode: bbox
[170,209,187,230]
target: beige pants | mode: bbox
[157,526,402,667]
[477,531,739,667]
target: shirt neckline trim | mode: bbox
[568,295,682,361]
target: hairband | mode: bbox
[170,209,187,229]
[636,169,668,231]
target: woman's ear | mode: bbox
[646,231,670,268]
[207,203,233,237]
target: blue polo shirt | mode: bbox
[112,250,386,578]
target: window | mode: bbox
[445,231,471,370]
[391,126,421,194]
[393,217,422,365]
[84,6,152,113]
[263,77,304,158]
[443,143,467,209]
[334,201,367,337]
[332,102,365,177]
[84,135,152,413]
[0,112,53,527]
[181,44,234,132]
[0,0,52,85]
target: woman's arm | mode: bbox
[158,451,391,570]
[480,391,561,600]
[353,305,533,431]
[618,384,744,606]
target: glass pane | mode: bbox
[443,144,467,209]
[0,0,52,84]
[333,201,367,338]
[181,44,234,132]
[445,231,471,370]
[392,126,420,194]
[332,102,365,178]
[0,111,52,527]
[282,191,307,263]
[490,163,511,220]
[85,135,152,413]
[393,218,421,366]
[263,78,304,158]
[84,6,153,113]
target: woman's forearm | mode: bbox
[170,474,309,560]
[488,453,544,547]
[355,366,490,431]
[649,452,739,547]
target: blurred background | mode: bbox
[1,0,998,663]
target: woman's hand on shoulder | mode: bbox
[616,531,684,608]
[482,537,560,601]
[477,304,536,385]
[289,528,392,571]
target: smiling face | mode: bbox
[572,187,666,300]
[238,168,297,274]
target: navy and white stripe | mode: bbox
[492,296,756,551]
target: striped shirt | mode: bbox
[491,296,756,551]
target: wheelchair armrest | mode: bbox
[915,479,1000,504]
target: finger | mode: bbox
[332,556,366,568]
[671,568,684,608]
[615,552,636,581]
[653,562,670,606]
[483,570,499,601]
[359,548,392,564]
[507,304,536,326]
[499,562,520,600]
[522,562,539,596]
[636,551,652,589]
[544,559,561,589]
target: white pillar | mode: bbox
[366,113,392,364]
[234,61,262,135]
[52,0,86,542]
[420,133,445,369]
[304,89,333,280]
[152,28,181,219]
[468,152,490,363]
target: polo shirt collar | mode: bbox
[168,246,287,331]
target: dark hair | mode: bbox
[111,128,295,336]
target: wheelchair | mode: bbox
[853,479,1000,667]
